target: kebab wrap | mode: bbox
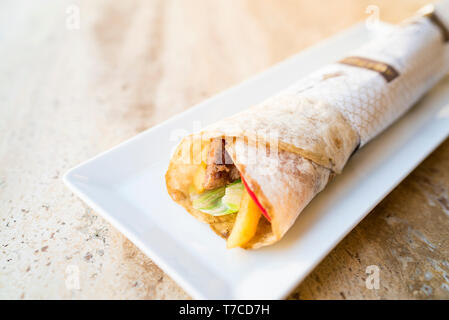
[166,3,449,249]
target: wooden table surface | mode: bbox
[1,0,448,299]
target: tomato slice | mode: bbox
[241,175,271,222]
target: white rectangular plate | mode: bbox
[64,22,449,299]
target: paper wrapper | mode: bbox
[166,3,449,249]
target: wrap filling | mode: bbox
[191,138,266,248]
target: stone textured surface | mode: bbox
[1,0,448,299]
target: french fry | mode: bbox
[192,163,207,194]
[191,142,210,194]
[226,189,262,248]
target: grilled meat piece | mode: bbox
[203,138,240,190]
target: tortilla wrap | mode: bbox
[165,3,449,249]
[165,99,358,248]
